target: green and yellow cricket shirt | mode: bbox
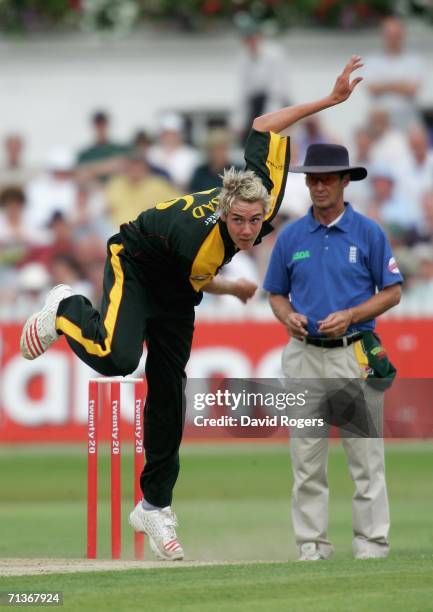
[119,129,290,305]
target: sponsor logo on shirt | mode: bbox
[204,212,219,226]
[292,250,310,262]
[267,160,284,171]
[371,346,387,360]
[388,257,400,274]
[349,246,357,263]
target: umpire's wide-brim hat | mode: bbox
[290,144,367,181]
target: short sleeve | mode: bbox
[263,232,291,295]
[244,129,291,223]
[368,226,403,290]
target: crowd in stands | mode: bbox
[0,15,432,321]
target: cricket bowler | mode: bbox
[20,57,363,561]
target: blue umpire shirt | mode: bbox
[263,202,403,337]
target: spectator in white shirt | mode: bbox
[234,17,289,144]
[368,107,411,167]
[0,134,36,188]
[148,113,198,190]
[364,16,425,130]
[25,147,77,229]
[396,126,433,222]
[367,165,419,231]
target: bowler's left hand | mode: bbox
[318,309,353,337]
[330,55,364,104]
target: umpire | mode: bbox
[21,57,363,561]
[264,129,402,560]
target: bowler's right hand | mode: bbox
[232,278,258,304]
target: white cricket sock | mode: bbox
[142,498,163,511]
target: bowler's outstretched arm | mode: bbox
[253,55,363,134]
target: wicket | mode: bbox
[87,377,145,560]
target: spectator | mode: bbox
[73,235,106,305]
[47,211,75,255]
[24,211,76,272]
[397,126,433,219]
[189,129,240,192]
[417,191,433,241]
[50,253,92,298]
[148,113,198,189]
[25,147,77,229]
[346,127,375,213]
[234,16,289,144]
[1,262,51,322]
[279,142,310,219]
[0,186,50,254]
[368,107,411,166]
[131,130,170,179]
[73,233,106,272]
[105,150,180,226]
[288,118,339,218]
[296,116,338,164]
[367,165,418,234]
[70,182,114,242]
[0,134,36,187]
[353,126,374,167]
[399,244,433,315]
[0,187,50,310]
[364,16,425,130]
[76,110,128,182]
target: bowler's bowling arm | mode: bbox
[203,277,257,304]
[253,55,363,134]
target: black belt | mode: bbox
[304,332,363,349]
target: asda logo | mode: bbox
[292,250,310,262]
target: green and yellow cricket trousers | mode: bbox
[55,235,195,507]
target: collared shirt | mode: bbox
[263,203,403,336]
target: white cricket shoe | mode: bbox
[129,501,184,561]
[355,551,388,560]
[20,284,73,360]
[298,542,324,561]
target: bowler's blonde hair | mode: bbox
[217,167,271,216]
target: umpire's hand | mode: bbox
[285,313,308,340]
[318,309,353,337]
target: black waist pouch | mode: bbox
[361,331,397,391]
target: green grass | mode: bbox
[0,442,432,610]
[1,558,433,612]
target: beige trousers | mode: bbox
[282,338,390,559]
